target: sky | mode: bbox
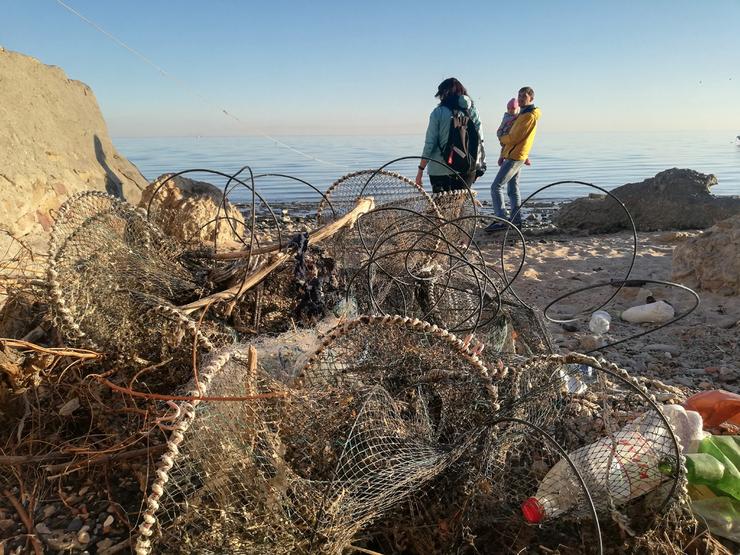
[3,0,740,137]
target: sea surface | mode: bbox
[115,132,740,206]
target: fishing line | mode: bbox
[52,0,349,170]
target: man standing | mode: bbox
[485,86,540,232]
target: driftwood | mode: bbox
[211,196,375,260]
[180,197,374,313]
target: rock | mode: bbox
[674,376,697,388]
[35,522,52,535]
[139,174,248,248]
[42,504,58,519]
[578,334,605,352]
[621,301,675,324]
[0,519,16,533]
[643,343,681,355]
[629,359,648,374]
[66,517,83,532]
[554,169,740,233]
[77,529,90,545]
[716,367,738,382]
[0,49,147,254]
[716,316,739,329]
[96,538,114,551]
[672,215,740,296]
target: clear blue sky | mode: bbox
[3,0,739,136]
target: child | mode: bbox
[496,98,531,166]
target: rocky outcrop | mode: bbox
[554,169,740,232]
[672,215,740,296]
[139,174,247,248]
[0,48,148,253]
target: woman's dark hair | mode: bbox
[435,77,468,102]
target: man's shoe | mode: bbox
[483,222,508,233]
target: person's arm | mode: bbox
[500,112,535,146]
[417,110,438,185]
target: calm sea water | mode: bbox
[114,132,740,205]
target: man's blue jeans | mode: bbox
[490,159,525,225]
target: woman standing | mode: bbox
[415,77,484,193]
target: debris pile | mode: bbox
[0,167,728,554]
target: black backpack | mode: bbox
[442,108,485,179]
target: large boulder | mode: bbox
[139,174,247,248]
[554,169,740,232]
[0,48,148,253]
[672,215,740,296]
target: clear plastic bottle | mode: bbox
[588,310,611,335]
[521,411,680,523]
[691,496,740,543]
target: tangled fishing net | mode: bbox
[135,316,686,554]
[136,315,494,554]
[0,163,715,555]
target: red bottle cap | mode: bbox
[521,497,545,524]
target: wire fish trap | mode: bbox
[355,354,686,554]
[316,169,441,225]
[298,314,501,443]
[345,207,507,333]
[430,188,480,246]
[46,192,216,374]
[448,353,686,555]
[135,315,500,554]
[319,170,444,278]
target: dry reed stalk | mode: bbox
[0,338,102,360]
[2,488,42,555]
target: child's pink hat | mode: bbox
[507,98,519,110]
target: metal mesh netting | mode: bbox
[361,354,684,553]
[137,315,683,554]
[137,315,495,554]
[0,164,703,554]
[316,169,440,225]
[337,192,507,334]
[46,193,218,376]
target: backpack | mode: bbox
[442,109,486,179]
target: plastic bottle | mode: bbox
[588,310,611,335]
[698,436,740,500]
[691,496,740,543]
[659,452,725,485]
[560,364,595,395]
[683,390,740,428]
[620,300,675,324]
[521,411,677,523]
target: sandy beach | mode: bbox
[478,228,739,394]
